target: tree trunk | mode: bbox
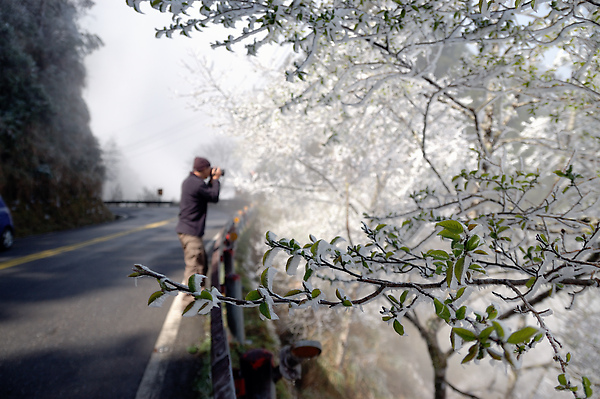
[406,313,449,399]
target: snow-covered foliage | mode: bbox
[128,1,600,397]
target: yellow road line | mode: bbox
[0,218,175,271]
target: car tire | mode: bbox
[1,227,14,250]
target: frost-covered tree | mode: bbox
[127,1,600,397]
[125,0,600,141]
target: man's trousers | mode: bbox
[177,233,207,286]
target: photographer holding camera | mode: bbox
[176,157,223,294]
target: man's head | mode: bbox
[193,157,211,179]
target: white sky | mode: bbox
[81,0,250,201]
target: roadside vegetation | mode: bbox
[0,1,112,236]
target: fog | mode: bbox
[81,0,252,201]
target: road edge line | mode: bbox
[0,218,175,271]
[135,232,222,399]
[135,290,185,399]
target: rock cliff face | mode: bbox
[0,0,112,236]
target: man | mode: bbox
[176,157,222,287]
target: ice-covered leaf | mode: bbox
[462,343,479,364]
[246,290,262,301]
[452,327,477,342]
[198,290,213,301]
[438,230,462,242]
[583,376,593,397]
[286,255,302,276]
[507,326,539,344]
[259,302,271,319]
[148,290,165,307]
[436,220,464,234]
[426,249,450,260]
[393,320,405,335]
[454,257,465,284]
[466,235,480,251]
[284,289,304,297]
[188,273,205,292]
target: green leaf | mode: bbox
[426,249,450,260]
[259,302,271,319]
[342,299,353,307]
[400,290,409,304]
[303,267,313,281]
[128,272,141,278]
[468,263,486,273]
[462,343,479,364]
[507,326,539,344]
[260,268,270,287]
[438,230,462,242]
[330,236,344,245]
[558,373,568,386]
[393,320,405,335]
[198,290,213,301]
[182,300,195,315]
[453,327,478,342]
[436,220,464,234]
[486,348,503,360]
[456,306,467,320]
[479,326,494,340]
[310,240,322,256]
[434,298,444,314]
[286,255,301,275]
[497,226,510,234]
[526,277,536,288]
[188,274,199,292]
[311,289,321,298]
[454,257,465,284]
[492,321,505,339]
[466,235,481,251]
[434,298,451,321]
[486,305,498,320]
[284,289,303,297]
[446,264,453,287]
[583,376,592,397]
[262,249,273,265]
[245,290,262,301]
[148,290,164,306]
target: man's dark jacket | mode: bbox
[175,173,220,237]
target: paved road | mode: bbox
[0,201,245,399]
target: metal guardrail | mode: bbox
[206,206,253,399]
[104,201,175,207]
[205,205,321,399]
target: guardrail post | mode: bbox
[223,245,234,276]
[225,273,245,343]
[209,228,237,399]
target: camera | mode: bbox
[212,167,225,176]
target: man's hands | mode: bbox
[211,167,223,180]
